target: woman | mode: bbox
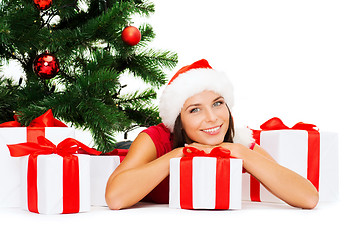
[105,59,319,210]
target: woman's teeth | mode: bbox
[202,126,220,133]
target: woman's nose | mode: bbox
[204,108,217,122]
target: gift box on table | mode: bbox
[242,117,339,203]
[0,109,75,208]
[90,149,127,206]
[7,137,101,214]
[170,147,242,210]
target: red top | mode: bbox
[141,123,173,203]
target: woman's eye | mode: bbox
[190,108,200,113]
[213,101,223,107]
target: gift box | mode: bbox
[242,118,339,203]
[7,137,101,214]
[90,155,122,206]
[170,147,242,210]
[0,110,74,208]
[78,148,127,206]
[20,154,90,214]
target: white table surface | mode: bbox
[1,199,345,240]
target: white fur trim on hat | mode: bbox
[233,127,255,148]
[159,68,234,132]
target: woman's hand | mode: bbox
[185,142,216,153]
[186,142,246,159]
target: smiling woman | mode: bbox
[178,92,231,146]
[105,59,319,210]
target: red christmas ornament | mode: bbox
[121,26,141,46]
[33,0,52,11]
[33,52,60,79]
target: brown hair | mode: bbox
[172,108,235,148]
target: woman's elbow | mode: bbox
[106,199,123,210]
[105,179,126,210]
[105,189,126,210]
[301,191,319,209]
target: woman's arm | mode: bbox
[239,144,319,209]
[105,132,184,210]
[188,142,319,209]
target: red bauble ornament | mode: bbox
[33,52,60,79]
[121,26,141,46]
[33,0,52,11]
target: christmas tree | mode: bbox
[0,0,178,152]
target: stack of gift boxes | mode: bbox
[0,111,339,214]
[0,110,123,214]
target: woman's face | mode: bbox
[180,90,230,146]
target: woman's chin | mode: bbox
[197,137,224,146]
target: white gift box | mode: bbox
[170,157,242,209]
[20,154,90,214]
[90,155,121,206]
[0,127,75,208]
[242,130,339,203]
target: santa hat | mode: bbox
[159,59,234,132]
[158,59,254,147]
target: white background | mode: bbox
[1,0,346,239]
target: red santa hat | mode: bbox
[159,59,234,132]
[158,59,254,147]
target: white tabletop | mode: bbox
[1,200,345,240]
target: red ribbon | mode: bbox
[7,137,101,214]
[103,149,128,162]
[28,109,67,128]
[0,109,67,128]
[0,114,21,127]
[180,146,232,209]
[250,117,320,202]
[0,109,68,144]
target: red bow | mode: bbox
[252,117,318,144]
[0,109,67,127]
[7,137,101,214]
[0,114,21,127]
[183,146,232,158]
[7,136,101,158]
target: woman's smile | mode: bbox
[201,125,222,135]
